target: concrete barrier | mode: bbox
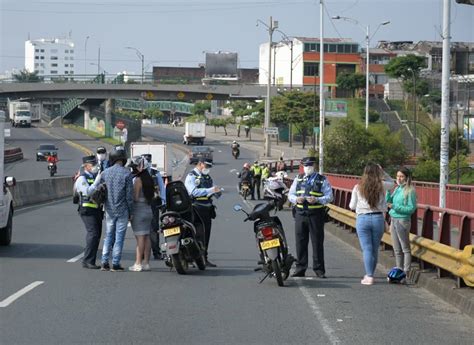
[4,147,23,163]
[11,176,73,208]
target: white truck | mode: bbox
[0,110,16,246]
[183,121,206,145]
[9,100,32,127]
[130,142,173,180]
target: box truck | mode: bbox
[183,121,206,145]
[130,142,172,180]
[9,101,32,127]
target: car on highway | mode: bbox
[188,146,213,165]
[36,143,58,161]
[0,176,16,246]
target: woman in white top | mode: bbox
[349,163,393,285]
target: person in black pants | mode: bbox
[250,160,262,200]
[287,157,333,278]
[74,155,103,269]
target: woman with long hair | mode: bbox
[349,163,393,285]
[128,156,157,272]
[386,167,417,276]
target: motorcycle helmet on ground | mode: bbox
[387,267,406,283]
[109,148,128,166]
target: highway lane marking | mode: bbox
[296,280,340,345]
[37,127,92,155]
[0,281,44,308]
[67,252,84,263]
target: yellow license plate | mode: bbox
[260,238,280,250]
[163,227,181,237]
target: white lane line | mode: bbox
[0,281,44,308]
[296,280,340,345]
[67,252,84,263]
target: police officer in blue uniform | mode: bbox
[288,157,333,278]
[74,155,103,269]
[185,158,221,267]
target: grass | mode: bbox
[64,124,122,146]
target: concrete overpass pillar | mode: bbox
[105,99,115,137]
[83,105,90,130]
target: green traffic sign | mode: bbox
[313,127,320,134]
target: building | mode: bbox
[152,65,258,84]
[25,38,76,79]
[361,48,397,99]
[259,37,362,98]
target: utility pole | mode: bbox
[439,0,451,208]
[319,0,325,174]
[365,24,370,129]
[263,17,277,157]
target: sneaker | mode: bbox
[128,264,142,272]
[101,263,110,271]
[142,264,151,271]
[361,275,374,285]
[111,264,124,272]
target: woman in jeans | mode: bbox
[349,163,393,285]
[386,167,417,275]
[128,157,157,272]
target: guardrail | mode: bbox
[4,147,23,163]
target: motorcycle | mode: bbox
[159,181,206,274]
[48,163,57,177]
[263,177,288,211]
[232,147,240,159]
[240,181,251,200]
[233,197,295,287]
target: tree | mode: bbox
[143,108,164,120]
[419,122,469,161]
[385,55,428,96]
[226,100,260,137]
[12,69,43,82]
[193,101,211,116]
[209,117,233,135]
[336,73,366,97]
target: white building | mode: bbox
[25,38,75,79]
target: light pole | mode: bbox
[84,35,90,76]
[126,46,145,84]
[407,67,418,156]
[257,17,278,157]
[332,16,390,129]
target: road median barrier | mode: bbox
[11,176,73,208]
[4,147,23,163]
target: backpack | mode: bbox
[90,182,107,206]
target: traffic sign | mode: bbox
[206,93,213,101]
[313,127,320,134]
[177,92,185,100]
[264,127,279,135]
[116,120,126,130]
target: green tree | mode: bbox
[12,69,43,82]
[143,108,164,120]
[419,122,469,161]
[385,55,428,96]
[336,73,366,97]
[209,117,233,135]
[193,101,211,116]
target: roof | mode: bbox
[294,37,354,44]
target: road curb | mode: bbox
[327,223,474,318]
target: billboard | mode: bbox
[325,100,348,117]
[205,52,238,77]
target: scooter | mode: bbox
[232,148,240,159]
[159,181,206,274]
[240,181,251,200]
[233,198,295,287]
[48,163,57,177]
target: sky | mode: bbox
[0,0,473,76]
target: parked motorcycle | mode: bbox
[232,148,240,159]
[159,181,206,274]
[48,163,57,177]
[233,197,294,287]
[262,176,288,210]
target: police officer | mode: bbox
[141,153,166,260]
[184,158,222,267]
[74,155,103,269]
[288,157,333,278]
[250,160,262,200]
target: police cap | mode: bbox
[82,155,98,165]
[301,156,316,166]
[197,157,213,167]
[96,146,107,154]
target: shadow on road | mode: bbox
[0,243,84,259]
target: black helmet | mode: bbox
[109,148,127,165]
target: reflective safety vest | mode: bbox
[252,165,262,177]
[191,170,213,203]
[80,176,99,209]
[294,173,325,214]
[262,167,270,179]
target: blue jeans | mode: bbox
[101,213,129,266]
[356,213,385,277]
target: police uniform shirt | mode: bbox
[288,172,333,205]
[74,172,101,197]
[185,168,214,198]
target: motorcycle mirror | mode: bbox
[233,204,242,212]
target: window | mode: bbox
[344,45,351,53]
[40,56,44,60]
[35,49,39,53]
[304,62,319,76]
[352,44,359,53]
[40,63,45,67]
[329,44,337,53]
[51,56,58,60]
[35,63,39,67]
[69,71,74,75]
[65,64,69,67]
[39,70,44,74]
[323,44,329,53]
[70,50,74,53]
[65,71,68,75]
[40,49,44,52]
[337,45,345,53]
[51,63,58,67]
[70,57,74,60]
[50,70,58,74]
[70,64,74,67]
[65,50,69,53]
[35,56,39,60]
[50,49,58,53]
[304,43,317,52]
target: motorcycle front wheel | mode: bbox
[171,253,187,274]
[272,260,284,287]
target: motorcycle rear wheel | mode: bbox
[195,255,206,271]
[243,189,248,200]
[272,260,284,287]
[171,253,187,274]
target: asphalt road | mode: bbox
[1,129,472,345]
[4,123,86,181]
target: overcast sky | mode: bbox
[0,0,473,76]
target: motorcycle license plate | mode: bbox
[163,227,181,237]
[260,238,280,250]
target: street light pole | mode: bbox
[84,35,90,76]
[126,46,145,84]
[408,67,417,156]
[319,0,325,173]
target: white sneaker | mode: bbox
[142,264,151,271]
[128,264,142,272]
[361,275,374,285]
